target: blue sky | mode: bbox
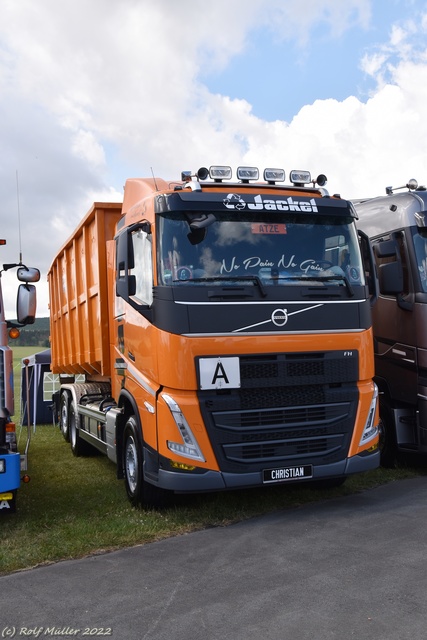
[201,22,369,123]
[1,0,427,315]
[202,1,404,122]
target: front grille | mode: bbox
[197,350,359,473]
[224,435,342,463]
[239,351,358,387]
[204,387,326,413]
[214,401,348,430]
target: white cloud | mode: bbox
[71,130,106,167]
[361,52,388,77]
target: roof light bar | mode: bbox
[264,168,285,184]
[237,166,259,183]
[290,170,311,186]
[182,165,325,187]
[210,165,232,181]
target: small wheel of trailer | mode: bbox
[123,415,171,509]
[69,401,92,457]
[59,391,71,442]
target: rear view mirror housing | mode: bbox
[17,283,37,325]
[17,266,40,283]
[378,262,404,295]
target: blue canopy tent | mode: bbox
[20,348,53,427]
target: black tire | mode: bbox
[123,415,171,509]
[69,401,92,457]
[60,392,71,442]
[123,417,143,507]
[378,398,397,468]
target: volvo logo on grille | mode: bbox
[271,308,288,327]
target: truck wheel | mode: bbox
[60,392,71,442]
[69,401,91,457]
[123,418,143,507]
[123,416,171,509]
[378,400,397,468]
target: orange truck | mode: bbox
[48,165,380,507]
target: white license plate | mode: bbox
[263,465,313,483]
[199,356,241,390]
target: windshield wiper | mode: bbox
[286,274,354,296]
[183,275,267,298]
[318,275,354,296]
[270,273,355,296]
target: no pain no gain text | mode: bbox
[1,628,112,638]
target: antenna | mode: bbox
[150,167,159,191]
[16,170,22,264]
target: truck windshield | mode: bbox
[157,211,364,287]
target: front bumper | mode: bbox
[145,447,380,493]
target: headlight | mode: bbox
[162,394,205,462]
[359,384,379,446]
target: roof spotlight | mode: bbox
[237,166,259,183]
[210,166,232,181]
[386,178,419,194]
[290,170,311,186]
[264,168,285,184]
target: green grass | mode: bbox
[1,422,426,575]
[11,345,41,363]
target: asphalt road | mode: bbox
[1,477,426,640]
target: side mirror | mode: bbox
[373,239,404,295]
[378,262,403,295]
[17,266,40,283]
[17,283,37,325]
[374,241,397,259]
